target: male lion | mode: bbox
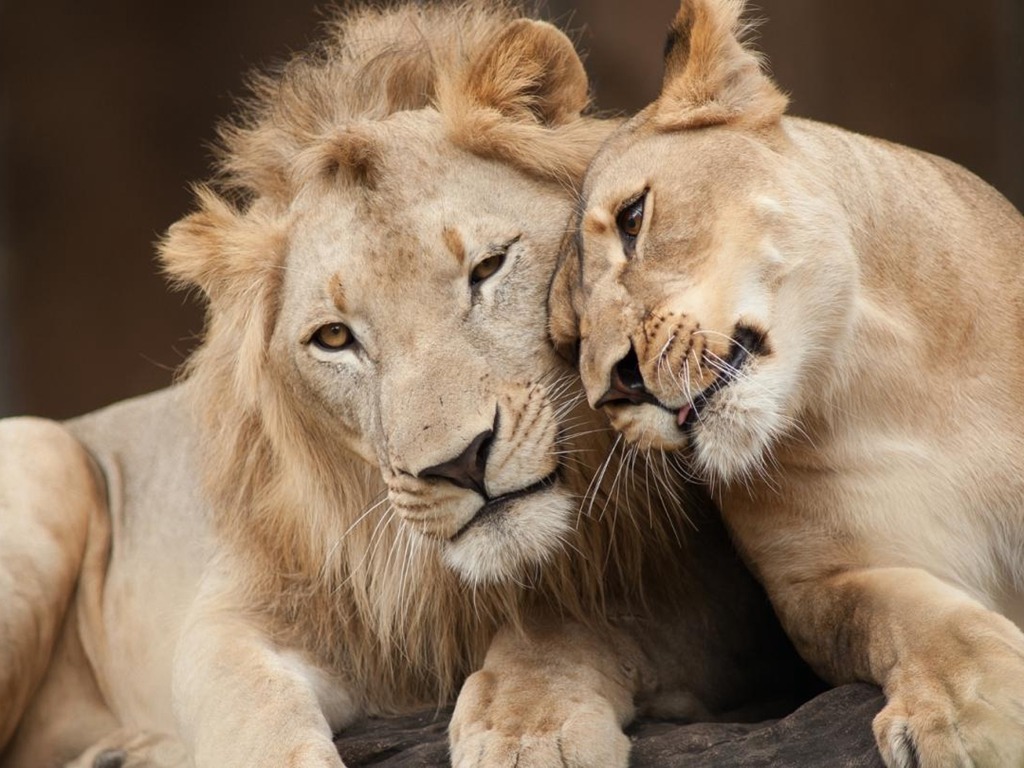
[0,3,798,767]
[553,0,1024,766]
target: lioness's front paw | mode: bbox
[449,669,629,768]
[872,611,1024,768]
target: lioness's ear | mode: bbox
[654,0,787,129]
[464,19,589,127]
[159,186,284,307]
[548,230,582,365]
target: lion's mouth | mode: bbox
[450,471,559,541]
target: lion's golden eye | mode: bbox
[616,195,646,241]
[470,252,506,286]
[312,323,354,351]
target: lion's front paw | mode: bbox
[872,611,1024,768]
[449,669,629,768]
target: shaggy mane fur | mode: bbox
[163,1,692,713]
[217,0,607,202]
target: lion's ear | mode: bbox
[464,19,589,127]
[440,18,607,185]
[159,187,284,306]
[654,0,787,129]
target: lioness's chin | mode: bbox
[442,486,574,586]
[609,379,785,484]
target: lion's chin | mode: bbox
[441,487,574,586]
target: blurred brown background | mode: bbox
[1,0,1022,419]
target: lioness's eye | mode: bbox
[616,194,646,254]
[312,323,354,351]
[470,252,505,286]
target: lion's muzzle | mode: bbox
[416,422,495,498]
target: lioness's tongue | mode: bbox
[677,405,692,427]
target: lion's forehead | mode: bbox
[282,110,572,279]
[276,111,575,349]
[278,212,556,368]
[286,188,560,311]
[288,202,524,291]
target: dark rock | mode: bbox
[92,749,127,768]
[335,707,451,766]
[334,684,886,767]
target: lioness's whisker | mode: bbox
[693,328,759,358]
[580,433,622,527]
[703,351,746,378]
[668,451,703,486]
[623,444,646,536]
[599,439,628,523]
[651,450,685,546]
[657,334,675,361]
[639,441,656,530]
[560,427,618,442]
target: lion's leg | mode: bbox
[0,417,105,752]
[449,618,642,768]
[173,568,358,768]
[62,728,190,768]
[4,598,119,767]
[769,566,1024,768]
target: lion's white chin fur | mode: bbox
[442,488,575,586]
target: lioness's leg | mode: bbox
[449,618,642,768]
[0,418,104,750]
[770,566,1024,768]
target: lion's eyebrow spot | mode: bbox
[330,273,348,313]
[754,196,784,219]
[582,210,611,238]
[442,226,466,265]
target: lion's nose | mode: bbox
[416,424,495,497]
[595,345,657,408]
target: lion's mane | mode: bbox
[160,2,690,713]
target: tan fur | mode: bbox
[558,1,1024,765]
[0,4,796,768]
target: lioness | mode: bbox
[553,0,1024,766]
[0,4,799,767]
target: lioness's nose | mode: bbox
[417,426,494,497]
[595,345,656,408]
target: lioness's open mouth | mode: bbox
[676,326,767,431]
[598,326,767,431]
[451,471,560,540]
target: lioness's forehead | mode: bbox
[578,128,783,256]
[585,126,776,202]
